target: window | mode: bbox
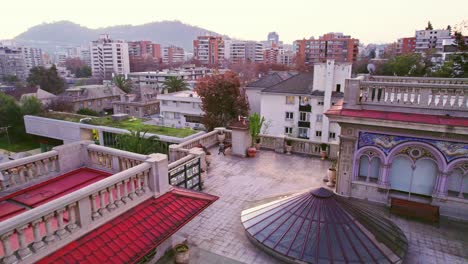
[358,156,381,183]
[87,101,92,106]
[285,112,294,120]
[286,96,295,105]
[299,112,309,122]
[299,96,310,106]
[162,100,168,105]
[298,128,309,139]
[285,127,293,134]
[447,169,468,199]
[97,100,102,106]
[316,114,323,122]
[336,84,341,92]
[316,131,322,137]
[329,132,336,139]
[174,113,181,119]
[318,101,324,106]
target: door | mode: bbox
[411,159,437,196]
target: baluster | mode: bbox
[18,166,27,183]
[17,224,32,259]
[44,213,56,243]
[461,91,467,109]
[136,173,143,195]
[35,160,44,177]
[115,182,123,207]
[67,203,78,231]
[142,170,149,193]
[50,156,58,172]
[1,231,18,264]
[122,179,129,202]
[8,168,19,186]
[129,176,136,199]
[56,208,68,238]
[106,154,112,169]
[42,159,50,175]
[32,219,45,250]
[98,190,107,214]
[107,186,116,211]
[91,194,101,219]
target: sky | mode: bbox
[1,0,467,44]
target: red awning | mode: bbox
[37,188,218,264]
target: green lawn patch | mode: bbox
[0,135,40,152]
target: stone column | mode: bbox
[378,163,391,188]
[147,153,170,196]
[229,125,251,157]
[335,133,357,197]
[433,171,448,198]
[168,144,181,163]
[98,130,105,146]
[274,135,285,153]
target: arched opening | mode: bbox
[390,156,438,198]
[390,156,412,193]
[447,168,468,199]
[358,156,381,183]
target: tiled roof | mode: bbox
[262,72,314,94]
[246,72,297,88]
[37,188,218,264]
[326,100,468,127]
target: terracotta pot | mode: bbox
[320,150,327,160]
[217,134,225,143]
[174,244,190,264]
[285,145,292,155]
[247,147,257,157]
[328,169,337,182]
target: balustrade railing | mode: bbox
[258,134,278,150]
[367,76,468,85]
[168,155,201,191]
[0,151,59,192]
[87,144,148,172]
[289,138,322,156]
[0,162,152,263]
[258,134,336,158]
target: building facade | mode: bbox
[60,84,126,113]
[157,91,204,130]
[90,34,130,80]
[162,45,185,65]
[0,46,27,80]
[112,86,159,118]
[326,75,468,220]
[295,33,359,65]
[128,41,162,72]
[397,37,416,54]
[224,40,263,64]
[193,36,224,65]
[415,29,451,53]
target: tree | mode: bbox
[195,71,249,130]
[27,65,65,95]
[112,74,132,93]
[115,130,165,155]
[163,76,189,93]
[0,93,24,136]
[376,54,429,76]
[46,98,74,112]
[432,32,468,77]
[64,58,92,78]
[20,96,43,116]
[426,21,433,30]
[77,108,99,116]
[447,25,452,34]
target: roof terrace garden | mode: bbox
[38,112,198,138]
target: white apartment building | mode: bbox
[246,60,351,143]
[224,40,263,63]
[90,34,130,80]
[415,29,451,53]
[157,91,204,130]
[19,47,43,71]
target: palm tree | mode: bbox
[113,74,132,93]
[115,129,165,154]
[163,76,189,93]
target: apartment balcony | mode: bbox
[298,104,312,112]
[298,121,310,128]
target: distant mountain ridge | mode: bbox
[14,20,227,52]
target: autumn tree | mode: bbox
[195,71,249,130]
[27,65,66,94]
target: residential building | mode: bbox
[90,34,130,80]
[162,45,185,65]
[193,36,224,65]
[225,40,263,64]
[19,46,43,71]
[20,87,57,105]
[295,33,359,65]
[128,41,162,72]
[263,45,281,64]
[267,32,279,46]
[278,50,294,65]
[326,75,468,220]
[0,46,27,80]
[60,84,126,113]
[246,59,351,143]
[113,86,159,118]
[397,37,416,54]
[415,29,451,53]
[157,91,204,130]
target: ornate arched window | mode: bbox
[447,163,468,199]
[358,155,381,183]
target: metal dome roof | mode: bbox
[241,188,408,264]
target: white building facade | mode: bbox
[157,91,204,130]
[90,34,130,80]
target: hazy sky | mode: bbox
[1,0,467,44]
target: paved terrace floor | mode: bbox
[177,149,468,264]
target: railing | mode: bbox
[0,162,152,263]
[168,155,201,191]
[360,83,468,110]
[0,151,59,192]
[87,144,148,172]
[258,134,337,158]
[258,134,278,150]
[289,137,323,156]
[366,76,468,85]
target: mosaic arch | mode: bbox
[358,132,468,163]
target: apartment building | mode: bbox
[415,29,451,53]
[128,41,162,72]
[246,60,351,143]
[60,84,126,113]
[397,37,416,54]
[90,34,130,80]
[162,45,185,65]
[295,33,359,65]
[0,46,27,80]
[263,45,294,65]
[224,40,263,64]
[157,91,204,129]
[193,36,224,65]
[113,86,159,118]
[19,47,43,71]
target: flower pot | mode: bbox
[320,150,327,160]
[217,134,225,143]
[255,143,261,150]
[174,244,190,264]
[326,168,336,187]
[247,147,257,157]
[285,145,292,155]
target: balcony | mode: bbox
[298,121,310,128]
[299,104,312,112]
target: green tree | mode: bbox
[77,108,99,116]
[20,96,43,116]
[112,74,132,93]
[75,66,92,78]
[115,130,165,155]
[431,32,468,77]
[426,21,433,30]
[27,65,65,95]
[195,71,249,130]
[163,76,189,93]
[376,54,429,76]
[0,93,24,135]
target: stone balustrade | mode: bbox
[0,157,162,263]
[258,134,338,159]
[86,144,148,173]
[365,76,468,85]
[0,151,59,192]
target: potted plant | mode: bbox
[217,130,225,143]
[285,138,293,155]
[174,243,190,264]
[320,143,328,160]
[255,137,261,150]
[247,113,265,157]
[327,159,337,187]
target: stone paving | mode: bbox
[177,149,468,264]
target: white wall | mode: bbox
[260,94,298,136]
[246,88,263,115]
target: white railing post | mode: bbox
[1,231,17,264]
[147,153,169,196]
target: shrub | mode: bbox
[77,108,99,116]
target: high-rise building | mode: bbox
[128,41,162,72]
[162,45,185,65]
[224,40,263,64]
[267,32,280,45]
[295,33,359,65]
[193,36,224,65]
[19,47,43,71]
[90,34,130,80]
[414,29,451,53]
[396,37,416,54]
[0,46,28,80]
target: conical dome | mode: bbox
[241,188,408,264]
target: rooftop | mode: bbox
[262,72,314,95]
[246,72,297,88]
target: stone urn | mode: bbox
[326,168,337,187]
[285,145,292,155]
[174,244,190,264]
[217,133,226,143]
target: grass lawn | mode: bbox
[38,112,198,138]
[0,135,40,152]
